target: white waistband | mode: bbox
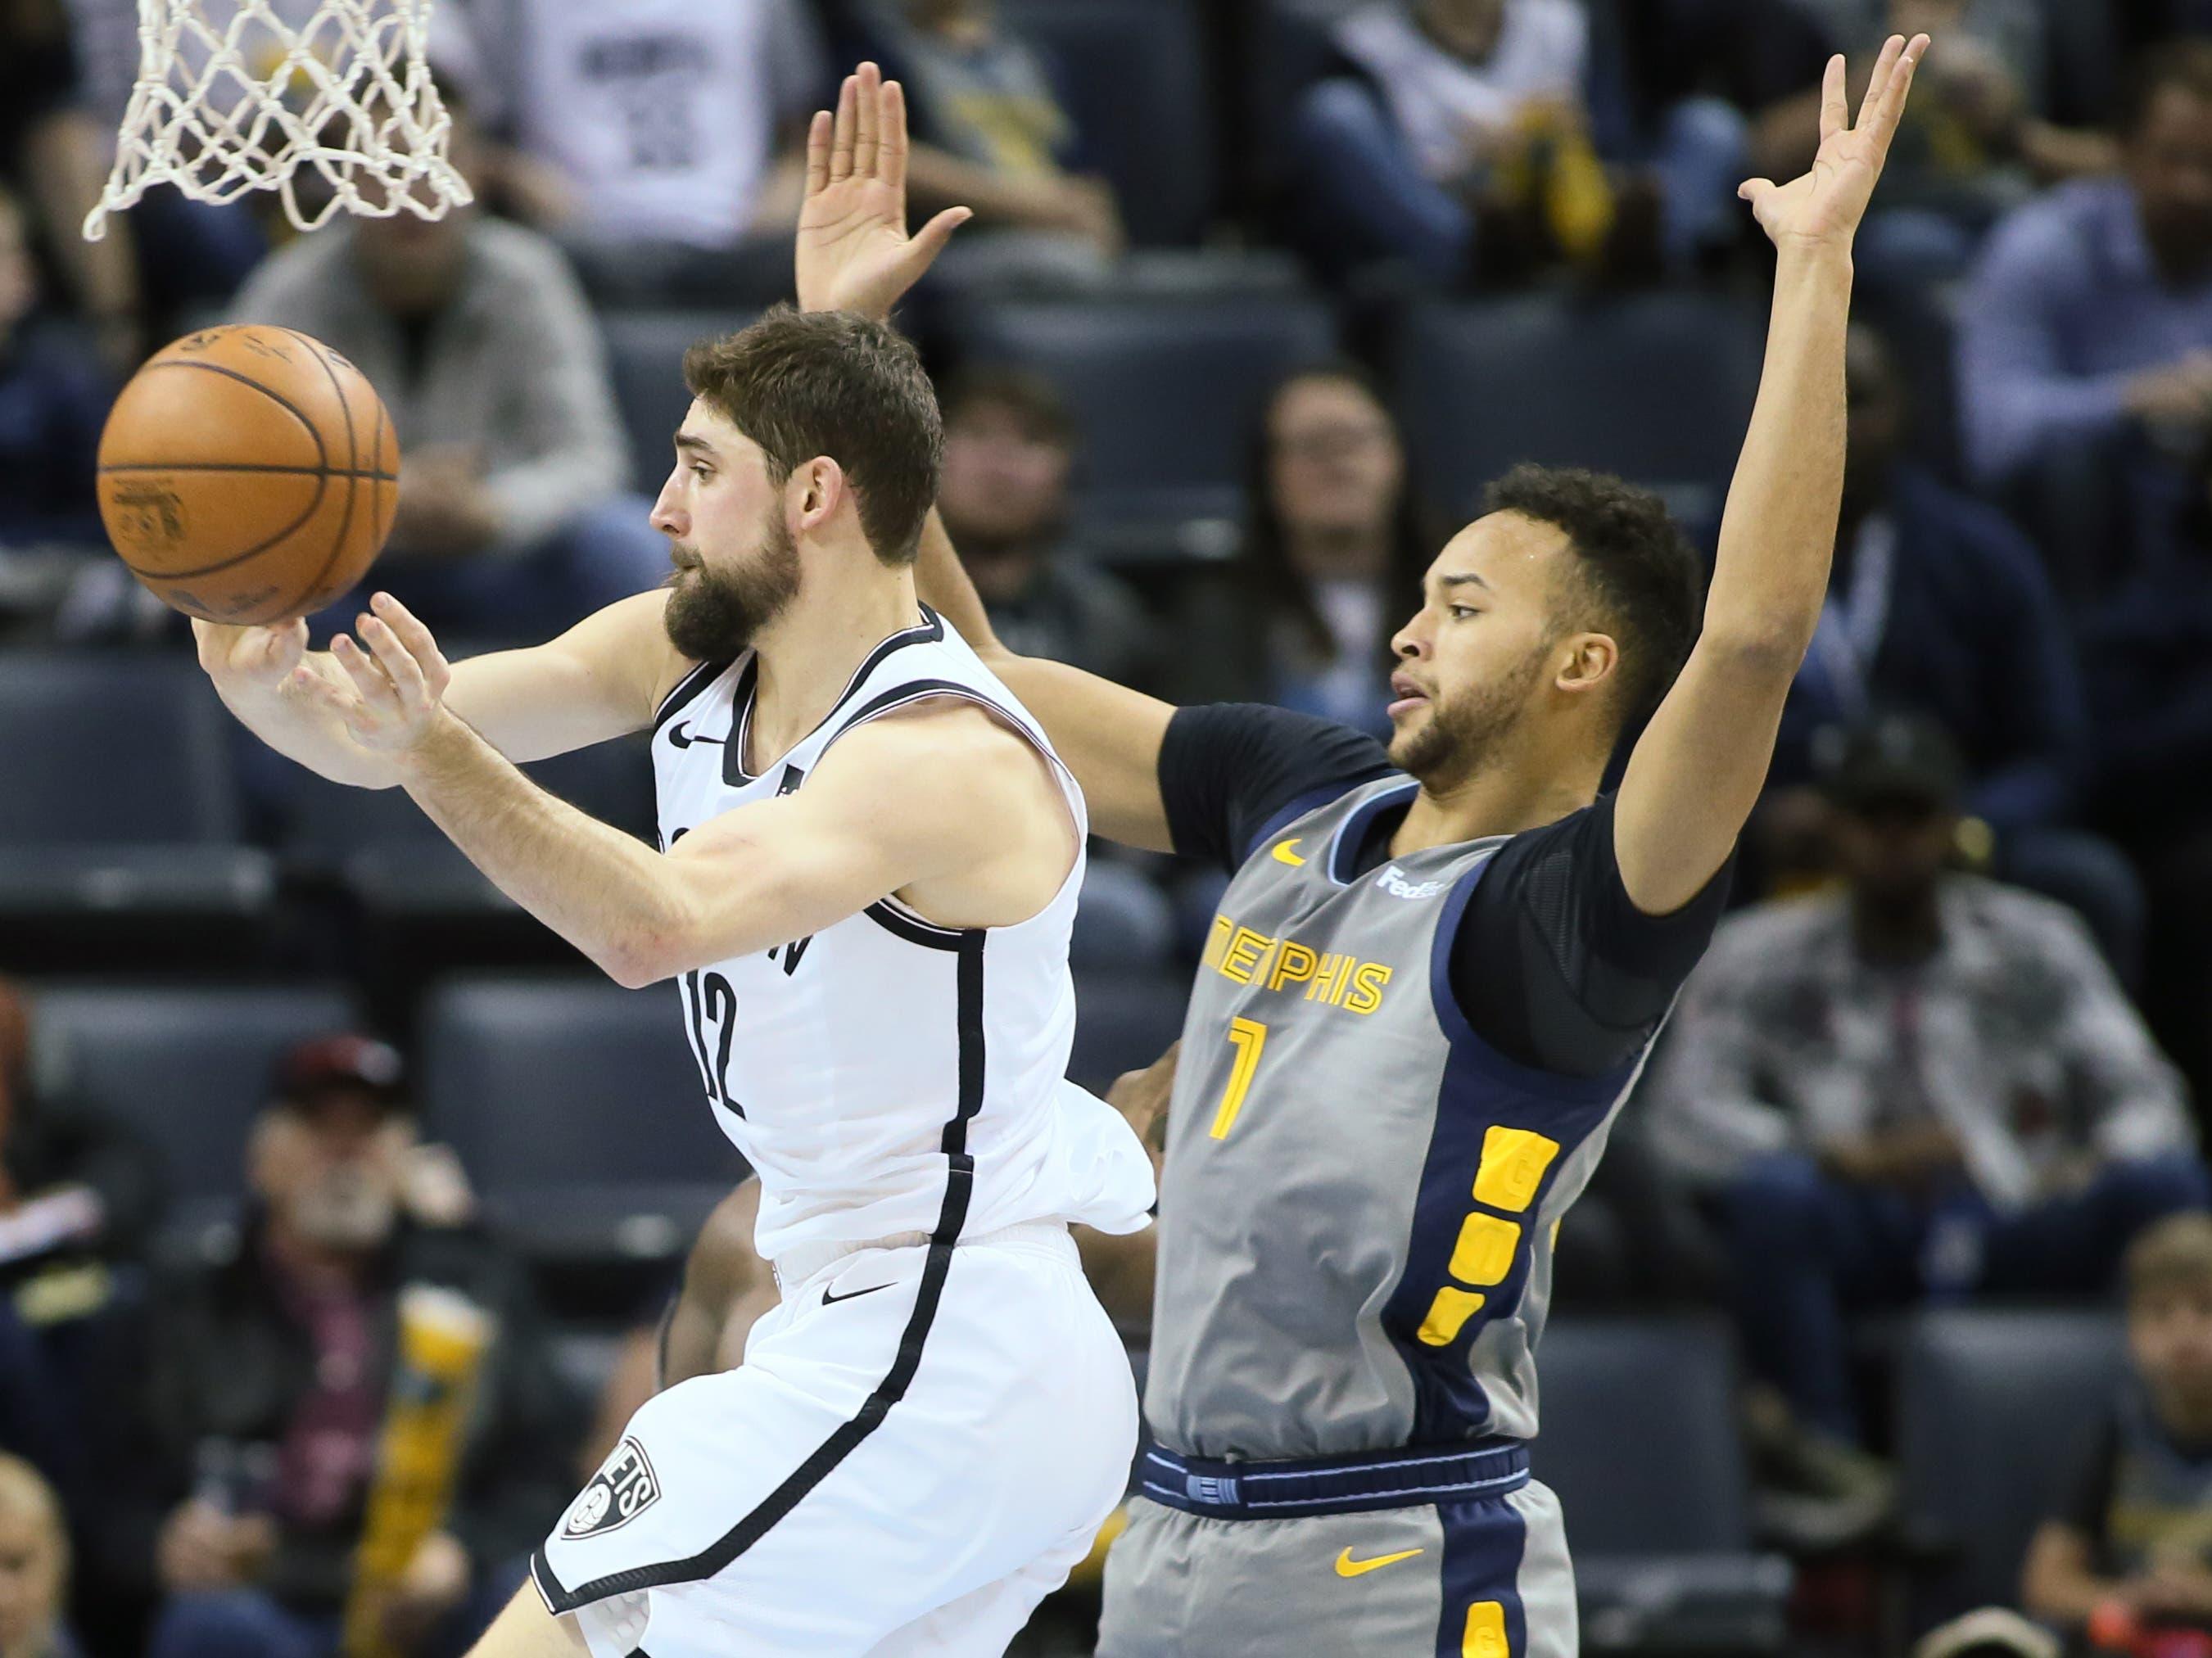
[770,1219,1074,1296]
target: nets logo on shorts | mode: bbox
[562,1437,661,1539]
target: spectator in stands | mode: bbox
[0,976,160,1544]
[0,182,110,573]
[229,91,668,646]
[844,0,1124,284]
[1649,716,2206,1448]
[0,0,141,372]
[1956,43,2212,603]
[132,1035,578,1658]
[456,0,826,298]
[1757,324,2142,977]
[1169,364,1426,733]
[0,1454,77,1658]
[2022,1214,2212,1648]
[937,366,1153,690]
[1287,0,1749,285]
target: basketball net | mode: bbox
[83,0,472,242]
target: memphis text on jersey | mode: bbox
[1200,913,1393,1015]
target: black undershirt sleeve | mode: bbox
[1448,794,1734,1079]
[1157,704,1395,874]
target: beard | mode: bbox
[1387,644,1547,791]
[663,508,802,662]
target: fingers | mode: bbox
[330,630,400,716]
[1855,33,1906,130]
[853,61,881,183]
[284,658,369,734]
[1819,53,1847,144]
[879,76,910,197]
[829,72,857,183]
[357,611,430,707]
[369,591,448,693]
[1736,177,1775,204]
[905,206,972,270]
[805,108,830,197]
[1874,33,1929,139]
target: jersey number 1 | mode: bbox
[1209,1018,1269,1140]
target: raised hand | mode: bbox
[283,590,454,754]
[795,61,972,322]
[1739,34,1928,251]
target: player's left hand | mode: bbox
[795,61,971,322]
[1739,33,1928,251]
[285,591,455,754]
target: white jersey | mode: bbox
[650,606,1156,1266]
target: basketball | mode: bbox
[96,324,400,625]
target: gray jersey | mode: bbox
[1146,776,1658,1461]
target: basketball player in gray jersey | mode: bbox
[790,38,1925,1656]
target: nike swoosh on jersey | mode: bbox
[1272,838,1307,866]
[667,721,726,749]
[821,1281,893,1306]
[1334,1547,1424,1578]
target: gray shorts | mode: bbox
[1097,1478,1576,1657]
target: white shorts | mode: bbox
[532,1221,1138,1657]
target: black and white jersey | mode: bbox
[651,606,1155,1263]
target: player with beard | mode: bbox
[189,69,1155,1658]
[818,37,1927,1658]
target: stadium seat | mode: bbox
[997,0,1215,247]
[30,982,363,1231]
[418,976,747,1264]
[1392,293,1764,529]
[1895,1308,2125,1633]
[0,655,274,969]
[949,296,1337,532]
[1539,1316,1792,1655]
[600,310,759,506]
[1068,969,1188,1095]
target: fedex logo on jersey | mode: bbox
[1374,865,1450,901]
[561,1437,661,1539]
[1202,914,1393,1014]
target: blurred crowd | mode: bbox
[16,0,2212,1653]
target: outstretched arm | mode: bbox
[794,64,1182,852]
[1613,36,1925,915]
[283,593,1054,986]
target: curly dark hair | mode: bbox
[1484,463,1704,733]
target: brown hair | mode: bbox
[683,307,943,567]
[2127,1213,2212,1306]
[940,364,1076,450]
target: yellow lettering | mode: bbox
[1269,940,1319,992]
[1448,1213,1522,1286]
[1463,1602,1509,1658]
[1251,937,1280,988]
[1329,954,1359,1005]
[1201,914,1233,971]
[1305,953,1343,1000]
[1221,927,1269,984]
[1417,1286,1486,1346]
[1472,1126,1562,1214]
[1344,960,1393,1014]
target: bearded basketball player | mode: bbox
[192,69,1155,1657]
[827,35,1929,1658]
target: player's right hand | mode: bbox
[193,615,308,691]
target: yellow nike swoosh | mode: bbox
[1334,1546,1424,1578]
[1272,838,1307,866]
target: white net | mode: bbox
[84,0,472,241]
